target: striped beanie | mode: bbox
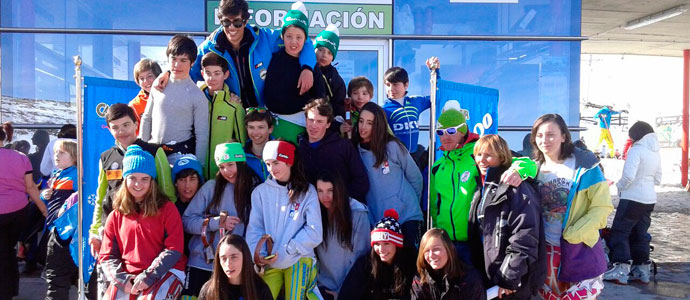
[122,145,157,179]
[263,140,296,166]
[371,209,404,248]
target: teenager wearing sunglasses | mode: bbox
[155,0,317,109]
[430,100,537,266]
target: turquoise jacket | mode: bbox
[192,26,317,107]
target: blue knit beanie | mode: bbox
[122,145,157,179]
[172,154,204,183]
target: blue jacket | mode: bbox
[594,107,620,129]
[244,140,269,183]
[383,95,431,153]
[192,26,317,107]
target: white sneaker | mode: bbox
[603,262,631,285]
[629,263,651,284]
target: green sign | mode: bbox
[207,1,392,35]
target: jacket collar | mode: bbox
[483,166,512,206]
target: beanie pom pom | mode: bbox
[384,209,399,221]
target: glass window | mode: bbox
[394,40,580,147]
[1,0,205,31]
[334,50,380,103]
[394,0,580,37]
[1,33,205,123]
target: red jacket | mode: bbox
[100,200,186,288]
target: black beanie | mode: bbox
[628,121,654,142]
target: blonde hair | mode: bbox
[55,140,78,166]
[416,228,463,284]
[113,176,168,217]
[133,58,162,85]
[473,134,512,169]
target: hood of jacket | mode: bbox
[635,133,660,152]
[572,146,600,170]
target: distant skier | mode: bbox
[594,105,625,158]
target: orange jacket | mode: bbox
[128,90,148,135]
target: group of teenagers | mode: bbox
[0,0,664,299]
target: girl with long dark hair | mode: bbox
[315,170,371,299]
[182,142,260,297]
[353,102,424,248]
[530,114,613,299]
[198,234,272,300]
[246,140,323,300]
[411,228,484,300]
[100,145,186,299]
[339,209,416,300]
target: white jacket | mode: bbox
[616,133,662,204]
[246,178,322,270]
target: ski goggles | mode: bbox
[436,125,464,136]
[246,107,268,114]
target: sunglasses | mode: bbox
[246,107,268,114]
[220,18,246,29]
[436,125,464,136]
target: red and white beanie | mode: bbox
[371,209,404,248]
[263,140,296,166]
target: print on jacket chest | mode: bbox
[288,202,301,219]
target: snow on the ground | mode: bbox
[601,154,690,264]
[1,96,77,150]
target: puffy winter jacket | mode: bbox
[191,26,316,107]
[616,133,662,204]
[431,133,537,243]
[410,269,486,300]
[468,166,546,299]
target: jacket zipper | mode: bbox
[449,154,457,240]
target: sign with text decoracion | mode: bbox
[207,0,392,35]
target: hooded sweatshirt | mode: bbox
[358,141,423,225]
[246,178,323,270]
[315,199,371,293]
[182,179,247,271]
[298,131,370,203]
[616,133,662,204]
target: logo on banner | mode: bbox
[96,103,110,118]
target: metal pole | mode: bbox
[73,55,86,300]
[682,50,689,187]
[426,67,438,230]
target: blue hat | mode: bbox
[172,154,204,183]
[122,145,157,179]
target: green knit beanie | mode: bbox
[214,142,246,167]
[315,24,340,59]
[282,2,309,37]
[437,100,468,134]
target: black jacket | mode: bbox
[297,131,369,203]
[339,249,416,300]
[467,166,546,299]
[319,64,346,119]
[410,269,486,300]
